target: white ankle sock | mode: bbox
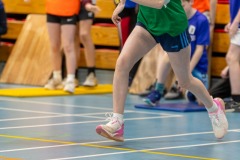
[66,74,75,82]
[113,113,124,124]
[53,71,62,81]
[206,101,218,113]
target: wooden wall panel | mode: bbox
[0,14,52,86]
[212,31,230,53]
[78,49,119,69]
[211,57,227,77]
[215,3,230,25]
[2,0,46,14]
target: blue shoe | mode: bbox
[185,90,196,102]
[143,90,161,106]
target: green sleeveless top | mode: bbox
[137,0,188,37]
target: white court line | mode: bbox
[0,97,182,117]
[47,140,240,160]
[0,115,181,130]
[0,129,239,154]
[0,97,112,111]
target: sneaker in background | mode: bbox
[96,113,124,142]
[63,78,79,87]
[83,72,98,87]
[209,98,228,139]
[142,90,161,106]
[225,99,240,112]
[44,78,63,90]
[64,80,75,93]
[164,85,183,100]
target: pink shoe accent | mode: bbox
[96,124,124,142]
[210,98,228,139]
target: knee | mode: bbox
[226,53,238,65]
[79,32,89,43]
[115,56,131,73]
[178,78,191,90]
[63,43,74,54]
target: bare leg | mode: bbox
[47,23,62,71]
[156,49,172,83]
[61,24,77,75]
[226,44,240,95]
[79,19,95,67]
[113,26,157,114]
[168,46,213,108]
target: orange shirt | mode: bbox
[193,0,210,13]
[46,0,80,16]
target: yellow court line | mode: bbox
[0,134,219,160]
[82,143,219,160]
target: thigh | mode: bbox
[61,24,76,46]
[79,19,92,35]
[226,43,240,61]
[47,22,61,47]
[118,25,157,68]
[167,45,192,82]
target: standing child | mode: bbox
[45,0,80,93]
[224,0,240,108]
[79,0,101,87]
[96,0,228,142]
[0,0,7,40]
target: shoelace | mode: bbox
[105,112,114,121]
[210,114,221,127]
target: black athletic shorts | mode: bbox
[136,22,191,52]
[47,14,78,25]
[78,5,94,21]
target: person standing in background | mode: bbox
[0,0,7,40]
[224,0,240,108]
[114,0,139,86]
[45,0,80,93]
[79,0,101,87]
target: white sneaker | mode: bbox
[209,98,228,139]
[44,78,63,90]
[83,72,98,87]
[64,81,75,93]
[62,78,79,87]
[96,113,124,142]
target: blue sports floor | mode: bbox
[0,78,239,159]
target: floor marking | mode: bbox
[0,156,22,160]
[47,140,240,160]
[0,115,181,130]
[0,97,182,117]
[0,98,112,111]
[0,129,240,153]
[0,134,221,160]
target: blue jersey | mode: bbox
[188,11,210,74]
[125,0,136,8]
[0,0,3,9]
[230,0,240,28]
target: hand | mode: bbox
[112,2,125,25]
[220,66,229,79]
[85,4,101,14]
[229,22,239,38]
[224,23,231,33]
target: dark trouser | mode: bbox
[209,78,231,99]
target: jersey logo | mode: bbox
[188,25,196,34]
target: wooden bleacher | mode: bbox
[211,0,230,77]
[0,0,119,85]
[0,0,232,86]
